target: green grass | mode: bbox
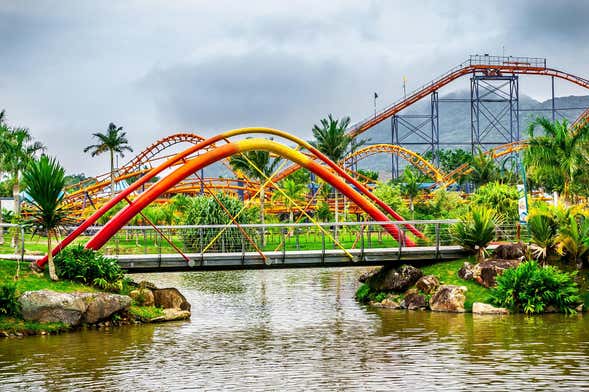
[128,305,165,321]
[420,258,494,311]
[0,317,70,334]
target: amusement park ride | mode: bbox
[33,55,589,270]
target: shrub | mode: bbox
[54,245,124,289]
[450,206,503,262]
[471,182,519,222]
[528,213,558,262]
[355,283,372,303]
[0,282,19,317]
[491,260,580,314]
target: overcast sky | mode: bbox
[1,0,588,175]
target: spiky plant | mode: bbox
[450,206,503,262]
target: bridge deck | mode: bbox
[1,245,469,272]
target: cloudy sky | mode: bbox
[1,0,588,175]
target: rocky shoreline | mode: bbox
[0,281,192,338]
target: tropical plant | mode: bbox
[556,214,589,268]
[372,183,406,216]
[83,122,133,197]
[311,114,352,230]
[0,119,45,251]
[273,178,307,224]
[356,169,379,181]
[315,200,332,222]
[230,147,281,246]
[527,212,558,263]
[450,206,503,262]
[524,118,589,204]
[468,148,499,187]
[491,260,580,314]
[471,182,519,222]
[400,167,420,219]
[0,282,19,316]
[54,245,125,290]
[22,155,73,281]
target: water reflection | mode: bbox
[1,267,588,390]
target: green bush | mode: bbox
[491,260,580,314]
[450,206,503,262]
[54,245,124,289]
[355,283,372,303]
[0,282,19,317]
[471,182,519,222]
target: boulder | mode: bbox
[476,259,520,288]
[472,302,509,315]
[493,243,525,261]
[401,291,426,310]
[430,285,467,313]
[153,288,191,311]
[80,293,132,324]
[19,290,132,326]
[162,308,191,321]
[370,295,401,309]
[416,275,440,294]
[365,265,423,292]
[129,288,155,307]
[458,262,475,280]
[19,290,86,326]
[358,268,380,283]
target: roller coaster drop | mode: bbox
[35,55,589,269]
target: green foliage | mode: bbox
[491,260,580,314]
[425,148,473,173]
[129,305,165,321]
[54,245,125,289]
[315,200,332,222]
[556,214,589,266]
[527,211,559,262]
[311,114,352,163]
[357,169,378,181]
[450,206,503,262]
[468,148,499,187]
[414,188,466,219]
[182,193,258,252]
[0,282,19,316]
[355,283,372,303]
[471,182,519,222]
[373,183,406,215]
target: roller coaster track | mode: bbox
[342,144,444,182]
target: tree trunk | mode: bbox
[260,186,265,247]
[334,190,339,241]
[110,149,115,197]
[47,231,58,281]
[410,197,414,220]
[11,179,20,252]
[0,196,4,245]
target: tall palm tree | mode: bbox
[230,148,281,246]
[0,121,45,250]
[524,118,589,204]
[311,115,352,231]
[84,123,133,197]
[468,147,499,188]
[272,178,308,225]
[401,167,420,219]
[23,155,72,281]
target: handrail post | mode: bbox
[397,223,402,261]
[435,222,440,260]
[321,227,326,264]
[20,224,25,264]
[281,226,286,264]
[360,224,365,262]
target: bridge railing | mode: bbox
[87,220,524,259]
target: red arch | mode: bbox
[85,139,416,251]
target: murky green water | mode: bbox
[2,267,589,391]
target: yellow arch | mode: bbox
[342,144,444,182]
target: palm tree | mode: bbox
[230,148,281,246]
[450,206,503,262]
[524,118,589,204]
[311,115,352,232]
[84,123,133,197]
[273,178,308,225]
[468,147,499,187]
[556,214,589,268]
[401,167,420,219]
[0,121,45,251]
[22,155,72,281]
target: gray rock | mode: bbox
[365,265,423,292]
[416,275,440,294]
[19,290,87,326]
[476,259,520,288]
[162,308,191,321]
[79,293,132,324]
[430,285,467,313]
[358,268,380,283]
[153,288,191,311]
[129,288,155,307]
[493,243,525,260]
[458,262,475,280]
[472,302,509,315]
[401,292,427,310]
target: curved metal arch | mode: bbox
[342,144,444,182]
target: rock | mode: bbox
[138,281,158,290]
[576,304,584,313]
[358,268,380,283]
[416,275,440,294]
[153,288,191,311]
[365,265,423,292]
[79,293,132,324]
[472,302,509,315]
[458,262,475,280]
[162,308,191,321]
[493,243,525,260]
[18,290,132,326]
[129,288,155,307]
[19,290,87,326]
[401,292,426,310]
[476,259,520,288]
[380,298,402,309]
[545,305,558,313]
[430,285,467,313]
